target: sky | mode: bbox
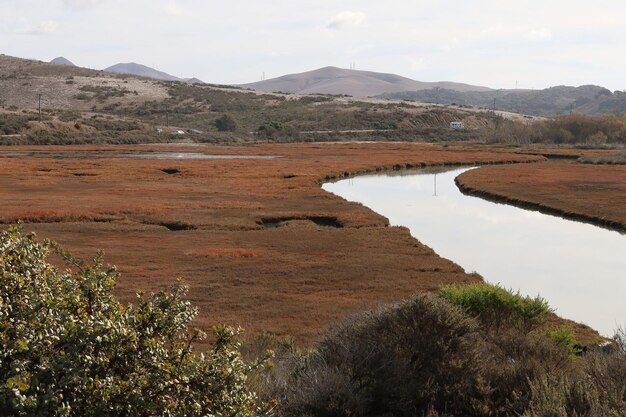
[1,0,625,91]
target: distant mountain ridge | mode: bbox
[241,66,492,97]
[104,62,181,81]
[379,85,626,116]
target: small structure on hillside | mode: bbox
[450,121,465,130]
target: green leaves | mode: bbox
[5,374,30,392]
[439,283,552,332]
[0,224,266,416]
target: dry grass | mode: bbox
[0,142,549,346]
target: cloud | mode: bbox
[526,28,552,41]
[164,3,185,17]
[325,11,365,31]
[21,20,59,35]
[405,56,426,71]
[62,0,100,11]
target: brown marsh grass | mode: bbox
[1,142,601,345]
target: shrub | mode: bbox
[439,283,551,332]
[214,113,239,132]
[282,294,491,417]
[275,289,606,417]
[0,113,33,135]
[257,121,299,141]
[546,326,582,358]
[26,129,69,144]
[0,224,266,417]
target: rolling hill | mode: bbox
[104,62,181,81]
[49,57,75,66]
[379,85,626,116]
[241,66,492,97]
[103,62,204,84]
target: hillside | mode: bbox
[380,85,626,116]
[0,54,169,111]
[0,53,551,146]
[241,66,492,97]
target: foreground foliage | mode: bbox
[0,225,265,416]
[263,291,626,417]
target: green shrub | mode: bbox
[0,224,266,417]
[439,283,551,332]
[546,326,582,358]
[257,121,299,140]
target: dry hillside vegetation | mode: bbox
[0,55,168,111]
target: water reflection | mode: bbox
[323,166,626,336]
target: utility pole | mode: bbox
[165,105,169,127]
[493,97,496,112]
[38,94,42,120]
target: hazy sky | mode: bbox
[1,0,624,90]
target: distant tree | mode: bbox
[257,121,299,141]
[214,113,238,132]
[0,224,267,417]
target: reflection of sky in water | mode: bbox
[323,167,626,336]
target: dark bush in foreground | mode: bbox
[282,294,491,417]
[274,289,626,417]
[0,225,266,417]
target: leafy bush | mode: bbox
[0,225,266,417]
[439,283,551,331]
[215,113,239,132]
[257,121,299,140]
[546,326,582,358]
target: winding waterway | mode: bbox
[323,166,626,336]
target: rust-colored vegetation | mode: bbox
[0,143,559,344]
[457,161,626,232]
